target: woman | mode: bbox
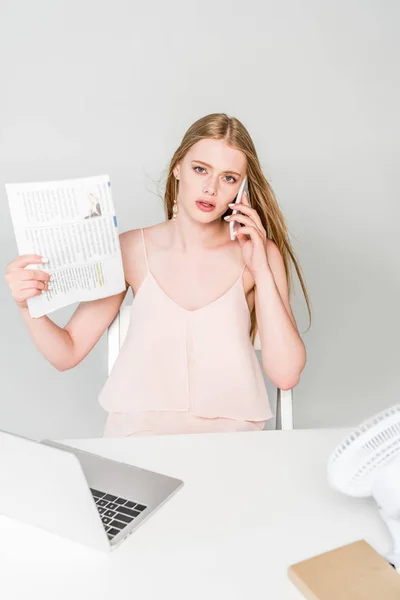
[5,113,311,437]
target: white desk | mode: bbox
[0,429,393,599]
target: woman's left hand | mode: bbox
[226,191,270,277]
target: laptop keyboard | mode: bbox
[90,488,147,541]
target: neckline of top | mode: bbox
[138,265,247,314]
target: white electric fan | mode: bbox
[327,404,400,568]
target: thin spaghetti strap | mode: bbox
[140,228,149,274]
[235,262,247,286]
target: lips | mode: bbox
[197,199,215,207]
[195,200,216,212]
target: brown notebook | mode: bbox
[288,540,400,600]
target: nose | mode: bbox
[203,180,218,196]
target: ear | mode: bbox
[173,164,181,180]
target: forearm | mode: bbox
[18,306,75,371]
[254,270,306,389]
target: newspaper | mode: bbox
[6,174,126,318]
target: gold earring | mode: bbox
[172,176,179,221]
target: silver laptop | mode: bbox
[0,429,184,552]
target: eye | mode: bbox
[193,166,237,184]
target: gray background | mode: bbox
[1,1,399,441]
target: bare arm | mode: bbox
[18,287,128,370]
[254,239,306,390]
[62,286,128,370]
[6,232,134,371]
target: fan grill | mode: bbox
[327,405,400,496]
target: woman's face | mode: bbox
[173,138,247,221]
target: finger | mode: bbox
[235,225,262,240]
[228,200,265,232]
[226,213,254,227]
[4,270,50,289]
[7,255,48,271]
[12,269,51,282]
[15,288,44,303]
[233,201,260,221]
[19,280,49,292]
[227,214,264,237]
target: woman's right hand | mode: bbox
[4,255,51,309]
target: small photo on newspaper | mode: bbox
[6,174,126,318]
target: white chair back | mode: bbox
[108,306,293,430]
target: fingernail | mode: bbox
[228,203,235,207]
[224,215,230,220]
[41,257,48,263]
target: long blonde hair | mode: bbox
[162,113,312,343]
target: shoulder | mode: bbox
[119,222,166,254]
[117,229,144,284]
[118,224,166,288]
[265,238,285,272]
[264,239,290,300]
[118,229,140,265]
[119,228,142,250]
[264,238,289,291]
[263,238,298,327]
[265,237,280,254]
